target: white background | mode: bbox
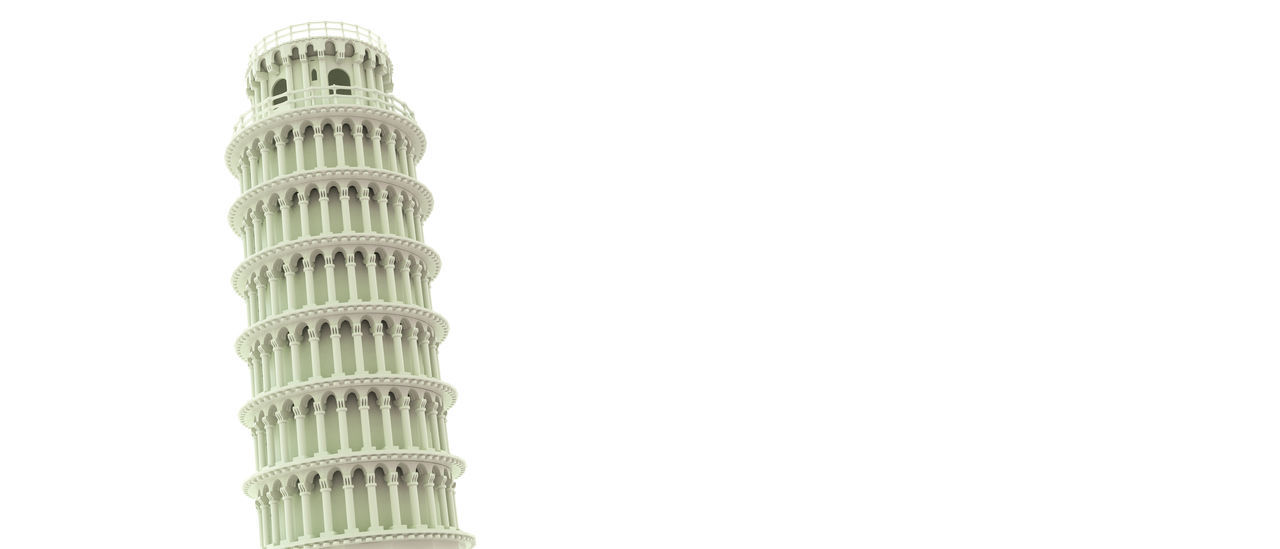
[2,1,1277,547]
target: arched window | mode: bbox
[271,79,287,105]
[328,69,351,95]
[311,69,317,82]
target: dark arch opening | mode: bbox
[271,79,287,105]
[328,69,351,95]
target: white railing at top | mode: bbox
[248,22,387,61]
[232,85,415,134]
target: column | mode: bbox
[272,341,286,393]
[415,401,432,449]
[259,142,271,182]
[328,323,344,377]
[247,284,260,324]
[379,394,396,448]
[248,149,261,188]
[386,134,398,174]
[251,211,264,253]
[280,199,293,241]
[387,470,403,529]
[298,194,312,237]
[313,123,327,168]
[383,256,398,302]
[334,125,346,167]
[307,328,322,380]
[433,478,448,527]
[275,410,289,463]
[292,404,307,460]
[255,499,268,548]
[345,254,359,300]
[398,263,413,305]
[302,258,316,307]
[397,141,409,175]
[298,481,313,539]
[274,136,287,180]
[335,399,351,452]
[411,266,424,307]
[264,208,278,247]
[358,395,373,451]
[319,478,335,536]
[428,340,441,378]
[312,400,328,455]
[390,197,404,236]
[439,410,451,453]
[288,332,302,384]
[417,334,431,380]
[372,323,388,373]
[339,187,353,232]
[324,255,337,303]
[359,187,373,232]
[268,492,280,545]
[406,471,422,527]
[280,487,295,542]
[370,130,383,169]
[252,425,265,468]
[256,276,269,319]
[365,255,381,300]
[377,190,392,233]
[446,480,459,528]
[353,125,367,166]
[282,263,297,310]
[398,399,414,449]
[423,473,439,528]
[427,401,442,452]
[342,474,357,534]
[390,324,405,374]
[263,418,277,466]
[407,327,423,376]
[365,476,384,531]
[318,189,332,233]
[293,126,306,174]
[351,323,367,374]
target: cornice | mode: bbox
[268,529,475,549]
[239,374,458,426]
[232,233,441,294]
[237,303,449,360]
[225,105,425,175]
[243,449,466,495]
[228,167,434,231]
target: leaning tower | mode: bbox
[225,22,474,549]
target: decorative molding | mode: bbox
[243,449,467,495]
[236,303,449,359]
[268,529,475,549]
[239,374,458,426]
[232,233,442,293]
[228,167,434,230]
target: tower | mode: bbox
[225,22,474,549]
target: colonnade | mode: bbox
[234,120,418,194]
[243,249,434,325]
[254,463,458,547]
[249,389,450,468]
[245,316,442,395]
[238,180,427,257]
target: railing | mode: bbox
[248,21,387,61]
[232,85,415,134]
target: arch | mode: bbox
[328,69,351,95]
[271,79,287,105]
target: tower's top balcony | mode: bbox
[248,22,388,63]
